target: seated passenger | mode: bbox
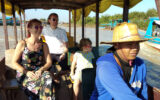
[70,38,95,100]
[90,22,148,100]
[42,13,69,74]
[12,19,54,100]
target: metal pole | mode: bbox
[82,7,85,39]
[12,3,18,44]
[23,10,27,37]
[1,0,9,49]
[96,1,99,47]
[19,8,23,40]
[74,9,76,46]
[69,9,71,36]
[123,0,129,22]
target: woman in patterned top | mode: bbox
[12,19,53,100]
[70,38,95,100]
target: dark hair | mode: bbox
[27,19,42,37]
[106,46,116,53]
[47,13,58,24]
[27,19,42,28]
[79,38,92,50]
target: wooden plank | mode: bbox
[148,85,160,100]
[69,9,71,36]
[23,10,27,38]
[1,0,9,50]
[123,0,129,22]
[74,9,76,46]
[12,3,18,44]
[23,5,76,10]
[19,8,23,40]
[10,0,98,9]
[14,1,84,8]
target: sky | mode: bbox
[0,0,157,22]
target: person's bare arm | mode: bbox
[38,43,52,72]
[70,53,77,76]
[12,40,27,73]
[12,40,38,79]
[59,42,68,60]
[64,42,68,53]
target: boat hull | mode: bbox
[139,41,160,65]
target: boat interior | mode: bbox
[0,0,160,100]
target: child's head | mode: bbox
[79,38,92,52]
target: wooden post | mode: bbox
[1,0,9,49]
[82,7,85,39]
[155,0,160,19]
[96,1,99,47]
[123,0,129,22]
[19,8,23,40]
[74,9,76,46]
[69,9,71,36]
[12,3,18,44]
[23,10,27,37]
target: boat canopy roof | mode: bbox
[1,0,141,20]
[154,20,160,26]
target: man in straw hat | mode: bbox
[90,22,148,100]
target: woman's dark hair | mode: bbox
[79,38,92,50]
[47,13,58,24]
[27,19,42,37]
[27,19,42,28]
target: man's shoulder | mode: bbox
[44,25,51,29]
[135,57,146,69]
[43,25,51,33]
[56,27,66,32]
[135,57,144,64]
[97,53,114,62]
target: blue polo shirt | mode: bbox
[90,53,148,100]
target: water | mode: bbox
[98,45,160,89]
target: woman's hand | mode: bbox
[26,71,37,80]
[59,53,65,61]
[70,73,75,80]
[35,70,43,78]
[70,72,74,76]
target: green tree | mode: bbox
[71,8,158,30]
[40,18,46,22]
[146,8,158,17]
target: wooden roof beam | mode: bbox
[14,0,84,7]
[22,5,76,10]
[18,2,82,8]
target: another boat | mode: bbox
[139,17,160,65]
[100,19,130,30]
[0,17,20,25]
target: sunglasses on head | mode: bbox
[34,25,43,30]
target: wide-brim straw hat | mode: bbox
[101,22,148,44]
